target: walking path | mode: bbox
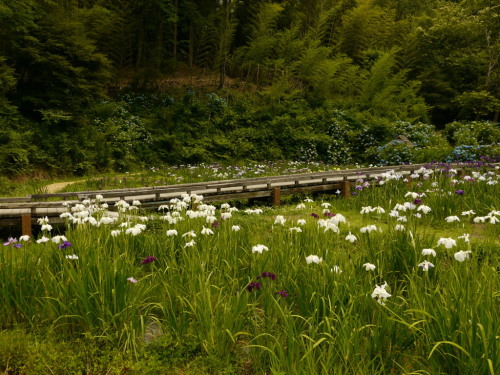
[44,181,83,193]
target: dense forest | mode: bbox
[0,0,499,176]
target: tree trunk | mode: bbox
[173,0,178,63]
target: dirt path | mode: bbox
[44,180,84,193]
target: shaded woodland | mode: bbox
[0,0,499,175]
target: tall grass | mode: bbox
[0,163,499,373]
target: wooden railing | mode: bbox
[0,162,494,235]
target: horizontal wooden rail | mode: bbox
[1,162,498,235]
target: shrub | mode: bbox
[445,120,500,146]
[373,140,414,165]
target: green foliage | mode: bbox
[372,140,414,165]
[445,120,500,146]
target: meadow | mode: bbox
[1,162,499,374]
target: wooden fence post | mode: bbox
[21,213,32,237]
[341,178,350,198]
[272,187,281,206]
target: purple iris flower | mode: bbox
[246,281,261,292]
[257,272,276,281]
[310,213,319,219]
[274,290,289,298]
[3,237,17,246]
[58,241,72,249]
[455,190,464,195]
[323,212,335,217]
[141,256,156,264]
[13,244,22,248]
[212,221,219,228]
[414,198,422,205]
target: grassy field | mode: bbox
[1,163,499,374]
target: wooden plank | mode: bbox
[0,197,32,203]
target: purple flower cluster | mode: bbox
[455,190,464,195]
[257,272,276,280]
[246,271,288,298]
[310,213,319,219]
[246,281,261,292]
[141,256,156,264]
[3,237,17,246]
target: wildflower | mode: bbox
[65,254,79,260]
[297,219,306,226]
[274,290,289,298]
[127,277,138,284]
[360,206,373,214]
[257,272,276,280]
[182,231,196,238]
[19,235,30,242]
[212,221,220,228]
[274,215,286,225]
[141,256,156,264]
[455,190,464,195]
[304,198,314,203]
[220,203,230,209]
[373,206,385,214]
[331,265,342,274]
[437,238,456,249]
[454,250,472,262]
[252,244,269,254]
[166,229,178,236]
[41,224,53,232]
[371,282,391,305]
[360,225,377,233]
[414,198,422,205]
[37,216,49,225]
[445,216,460,223]
[296,203,306,209]
[363,263,376,271]
[95,194,103,201]
[305,255,323,264]
[58,241,72,249]
[13,244,22,248]
[473,216,486,223]
[125,226,142,236]
[321,203,331,209]
[289,227,302,233]
[246,281,261,292]
[324,223,339,233]
[310,213,319,219]
[221,212,232,220]
[3,237,17,246]
[110,230,122,237]
[395,224,405,231]
[345,232,357,243]
[201,227,214,235]
[489,216,499,224]
[184,240,196,247]
[458,233,470,242]
[51,235,67,244]
[231,225,241,232]
[417,205,431,214]
[418,260,434,271]
[36,236,50,243]
[461,210,476,216]
[422,248,436,257]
